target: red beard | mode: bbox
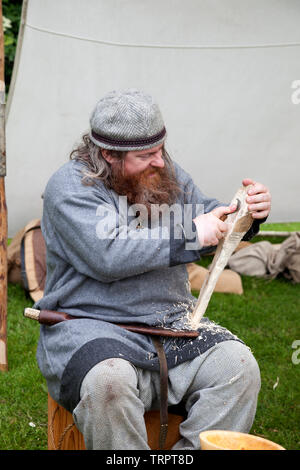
[108,162,180,212]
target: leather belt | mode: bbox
[23,308,199,450]
[116,323,199,450]
[150,336,169,449]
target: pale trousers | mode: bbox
[72,340,261,450]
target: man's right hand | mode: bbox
[193,205,237,247]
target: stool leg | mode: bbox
[48,393,86,450]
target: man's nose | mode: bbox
[150,151,165,168]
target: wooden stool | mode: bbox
[48,393,184,450]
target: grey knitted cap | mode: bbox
[89,88,167,151]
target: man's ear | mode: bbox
[101,149,115,164]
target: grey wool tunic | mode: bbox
[35,159,262,413]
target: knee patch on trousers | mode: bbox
[80,358,138,405]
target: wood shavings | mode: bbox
[273,377,279,390]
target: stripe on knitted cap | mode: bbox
[91,127,166,148]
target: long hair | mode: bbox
[69,133,125,186]
[70,133,179,190]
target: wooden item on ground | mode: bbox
[188,185,253,330]
[187,263,243,294]
[48,393,183,450]
[199,430,285,450]
[0,0,8,372]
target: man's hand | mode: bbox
[193,180,271,248]
[243,178,271,219]
[193,205,237,247]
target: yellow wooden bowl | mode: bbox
[199,430,285,450]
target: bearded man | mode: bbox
[35,89,271,450]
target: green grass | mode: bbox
[260,221,300,232]
[194,222,300,450]
[192,275,300,450]
[1,223,299,449]
[0,285,47,450]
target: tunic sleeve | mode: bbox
[44,186,205,282]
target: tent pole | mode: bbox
[0,0,8,372]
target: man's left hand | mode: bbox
[243,178,271,220]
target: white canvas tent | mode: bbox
[6,0,300,236]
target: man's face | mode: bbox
[102,143,179,210]
[123,144,165,177]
